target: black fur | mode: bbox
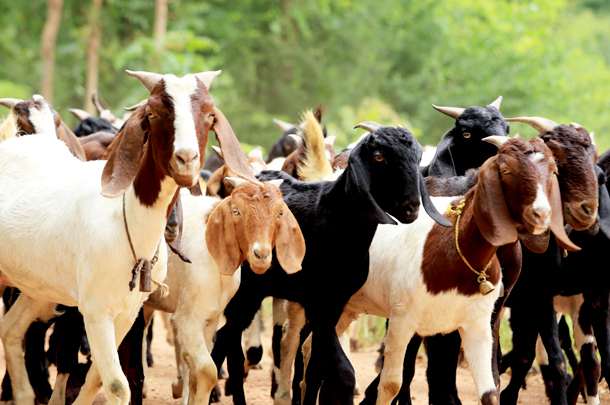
[72,117,116,137]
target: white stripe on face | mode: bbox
[532,183,551,219]
[28,103,57,137]
[164,74,201,159]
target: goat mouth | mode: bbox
[522,214,550,235]
[164,227,178,244]
[169,172,198,188]
[249,261,272,275]
[564,203,596,231]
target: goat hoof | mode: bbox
[172,377,183,399]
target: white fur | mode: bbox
[532,183,551,223]
[0,133,176,405]
[145,192,241,405]
[165,74,201,166]
[530,152,544,162]
[27,103,57,137]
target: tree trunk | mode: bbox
[40,0,64,105]
[84,0,103,115]
[153,0,168,70]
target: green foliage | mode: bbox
[1,0,610,153]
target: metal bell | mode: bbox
[478,279,495,295]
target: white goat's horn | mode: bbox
[354,121,383,133]
[92,91,105,115]
[211,145,224,159]
[504,117,559,134]
[288,134,303,147]
[194,70,221,90]
[397,124,404,128]
[273,118,295,133]
[514,133,521,138]
[324,135,336,146]
[590,131,596,146]
[125,70,164,93]
[124,99,148,111]
[490,96,502,110]
[0,98,24,109]
[247,146,264,160]
[482,136,510,148]
[432,105,465,119]
[570,122,583,130]
[32,94,45,102]
[68,108,92,121]
[225,177,247,188]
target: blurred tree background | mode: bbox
[1,0,610,156]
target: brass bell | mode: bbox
[478,276,495,295]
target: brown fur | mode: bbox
[206,157,268,198]
[422,137,573,295]
[78,131,116,161]
[206,181,305,275]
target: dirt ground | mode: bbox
[1,310,608,405]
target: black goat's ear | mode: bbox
[598,182,610,240]
[426,134,457,178]
[345,151,397,225]
[419,173,451,227]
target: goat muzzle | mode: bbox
[564,199,598,231]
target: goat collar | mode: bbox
[446,199,495,295]
[123,193,169,296]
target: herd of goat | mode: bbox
[0,69,608,405]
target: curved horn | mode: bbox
[125,70,164,93]
[482,136,510,148]
[432,105,465,119]
[92,91,106,115]
[324,135,336,146]
[124,99,148,111]
[288,134,303,147]
[273,118,295,133]
[354,121,383,133]
[0,98,24,109]
[194,70,221,90]
[32,94,45,102]
[68,108,92,121]
[224,177,247,188]
[211,145,224,159]
[247,146,264,160]
[570,122,583,130]
[504,117,559,134]
[489,96,502,110]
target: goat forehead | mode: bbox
[163,74,201,151]
[27,102,57,137]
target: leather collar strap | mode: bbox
[123,193,169,296]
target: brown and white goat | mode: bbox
[0,69,255,405]
[311,136,579,405]
[0,95,86,160]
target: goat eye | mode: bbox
[232,208,240,216]
[373,152,385,163]
[147,112,155,119]
[501,169,510,175]
[277,211,283,219]
[463,132,471,139]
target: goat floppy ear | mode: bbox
[473,157,519,246]
[57,122,87,161]
[427,135,457,178]
[101,106,148,197]
[419,173,452,227]
[275,203,305,274]
[345,147,397,225]
[594,165,610,240]
[211,107,263,186]
[549,174,581,252]
[205,167,227,198]
[205,198,243,275]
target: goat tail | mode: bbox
[0,112,18,143]
[297,110,333,182]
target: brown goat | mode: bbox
[206,147,267,198]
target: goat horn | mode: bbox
[273,118,295,133]
[193,70,222,90]
[324,135,336,146]
[397,124,404,128]
[68,108,92,121]
[354,121,383,133]
[570,122,583,130]
[268,179,284,188]
[124,99,148,111]
[247,146,264,160]
[489,96,502,110]
[32,94,46,102]
[92,91,105,115]
[482,136,510,148]
[504,117,559,134]
[224,177,247,188]
[432,105,465,119]
[288,134,303,147]
[514,133,521,138]
[0,98,24,109]
[125,70,164,93]
[211,145,224,159]
[590,131,596,146]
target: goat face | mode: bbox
[206,179,305,275]
[10,98,59,137]
[267,129,299,163]
[540,125,598,231]
[348,126,450,227]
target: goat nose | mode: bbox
[253,243,270,261]
[401,201,420,214]
[174,149,200,166]
[580,201,595,217]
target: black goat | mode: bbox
[210,123,451,405]
[71,116,116,137]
